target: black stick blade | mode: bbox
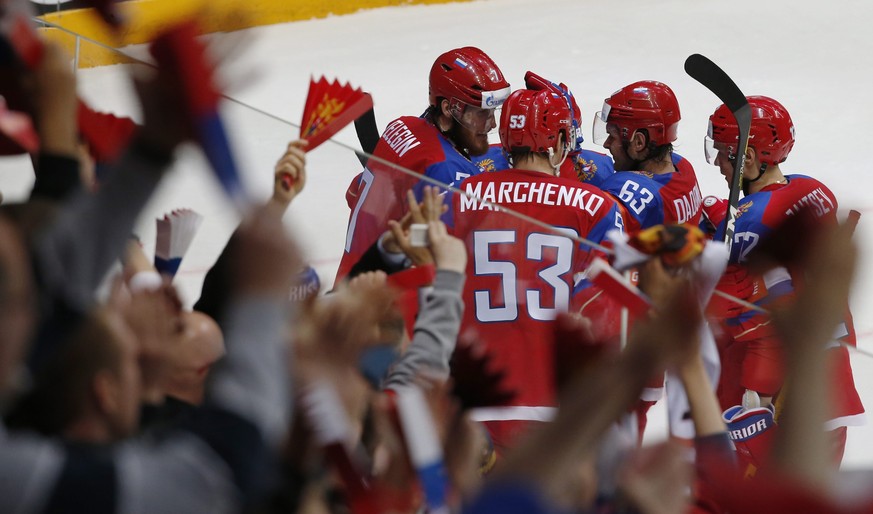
[354,106,379,167]
[684,53,751,248]
[684,54,747,113]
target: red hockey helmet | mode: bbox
[524,71,584,152]
[593,80,680,146]
[707,95,795,166]
[500,88,572,155]
[428,47,510,109]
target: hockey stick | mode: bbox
[684,54,751,251]
[354,105,379,167]
[847,209,861,236]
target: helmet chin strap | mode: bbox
[547,145,569,174]
[746,162,769,183]
[741,162,769,195]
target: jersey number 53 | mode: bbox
[472,229,575,322]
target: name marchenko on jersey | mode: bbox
[461,180,605,215]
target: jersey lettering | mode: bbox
[673,183,703,223]
[784,187,835,218]
[461,181,605,215]
[383,119,421,158]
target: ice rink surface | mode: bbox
[3,0,873,468]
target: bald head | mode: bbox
[163,310,224,405]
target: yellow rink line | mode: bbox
[39,0,469,68]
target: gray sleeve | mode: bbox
[0,424,234,514]
[34,144,167,309]
[383,269,465,389]
[0,427,65,514]
[205,296,292,447]
[116,434,240,514]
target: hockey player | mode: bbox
[525,71,615,187]
[471,71,615,187]
[594,81,704,234]
[452,88,623,451]
[335,47,510,282]
[591,81,709,440]
[704,95,864,469]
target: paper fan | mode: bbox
[300,76,373,151]
[154,208,204,279]
[150,21,247,210]
[77,100,138,163]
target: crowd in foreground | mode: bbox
[0,14,870,514]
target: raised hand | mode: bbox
[297,271,398,366]
[384,186,449,266]
[632,261,701,370]
[427,220,466,272]
[31,41,78,157]
[271,139,308,208]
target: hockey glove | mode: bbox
[700,196,728,237]
[723,398,777,476]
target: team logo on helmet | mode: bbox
[481,87,511,109]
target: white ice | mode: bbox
[2,0,873,469]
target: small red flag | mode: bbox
[299,76,372,151]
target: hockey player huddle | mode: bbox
[336,46,865,504]
[5,9,870,508]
